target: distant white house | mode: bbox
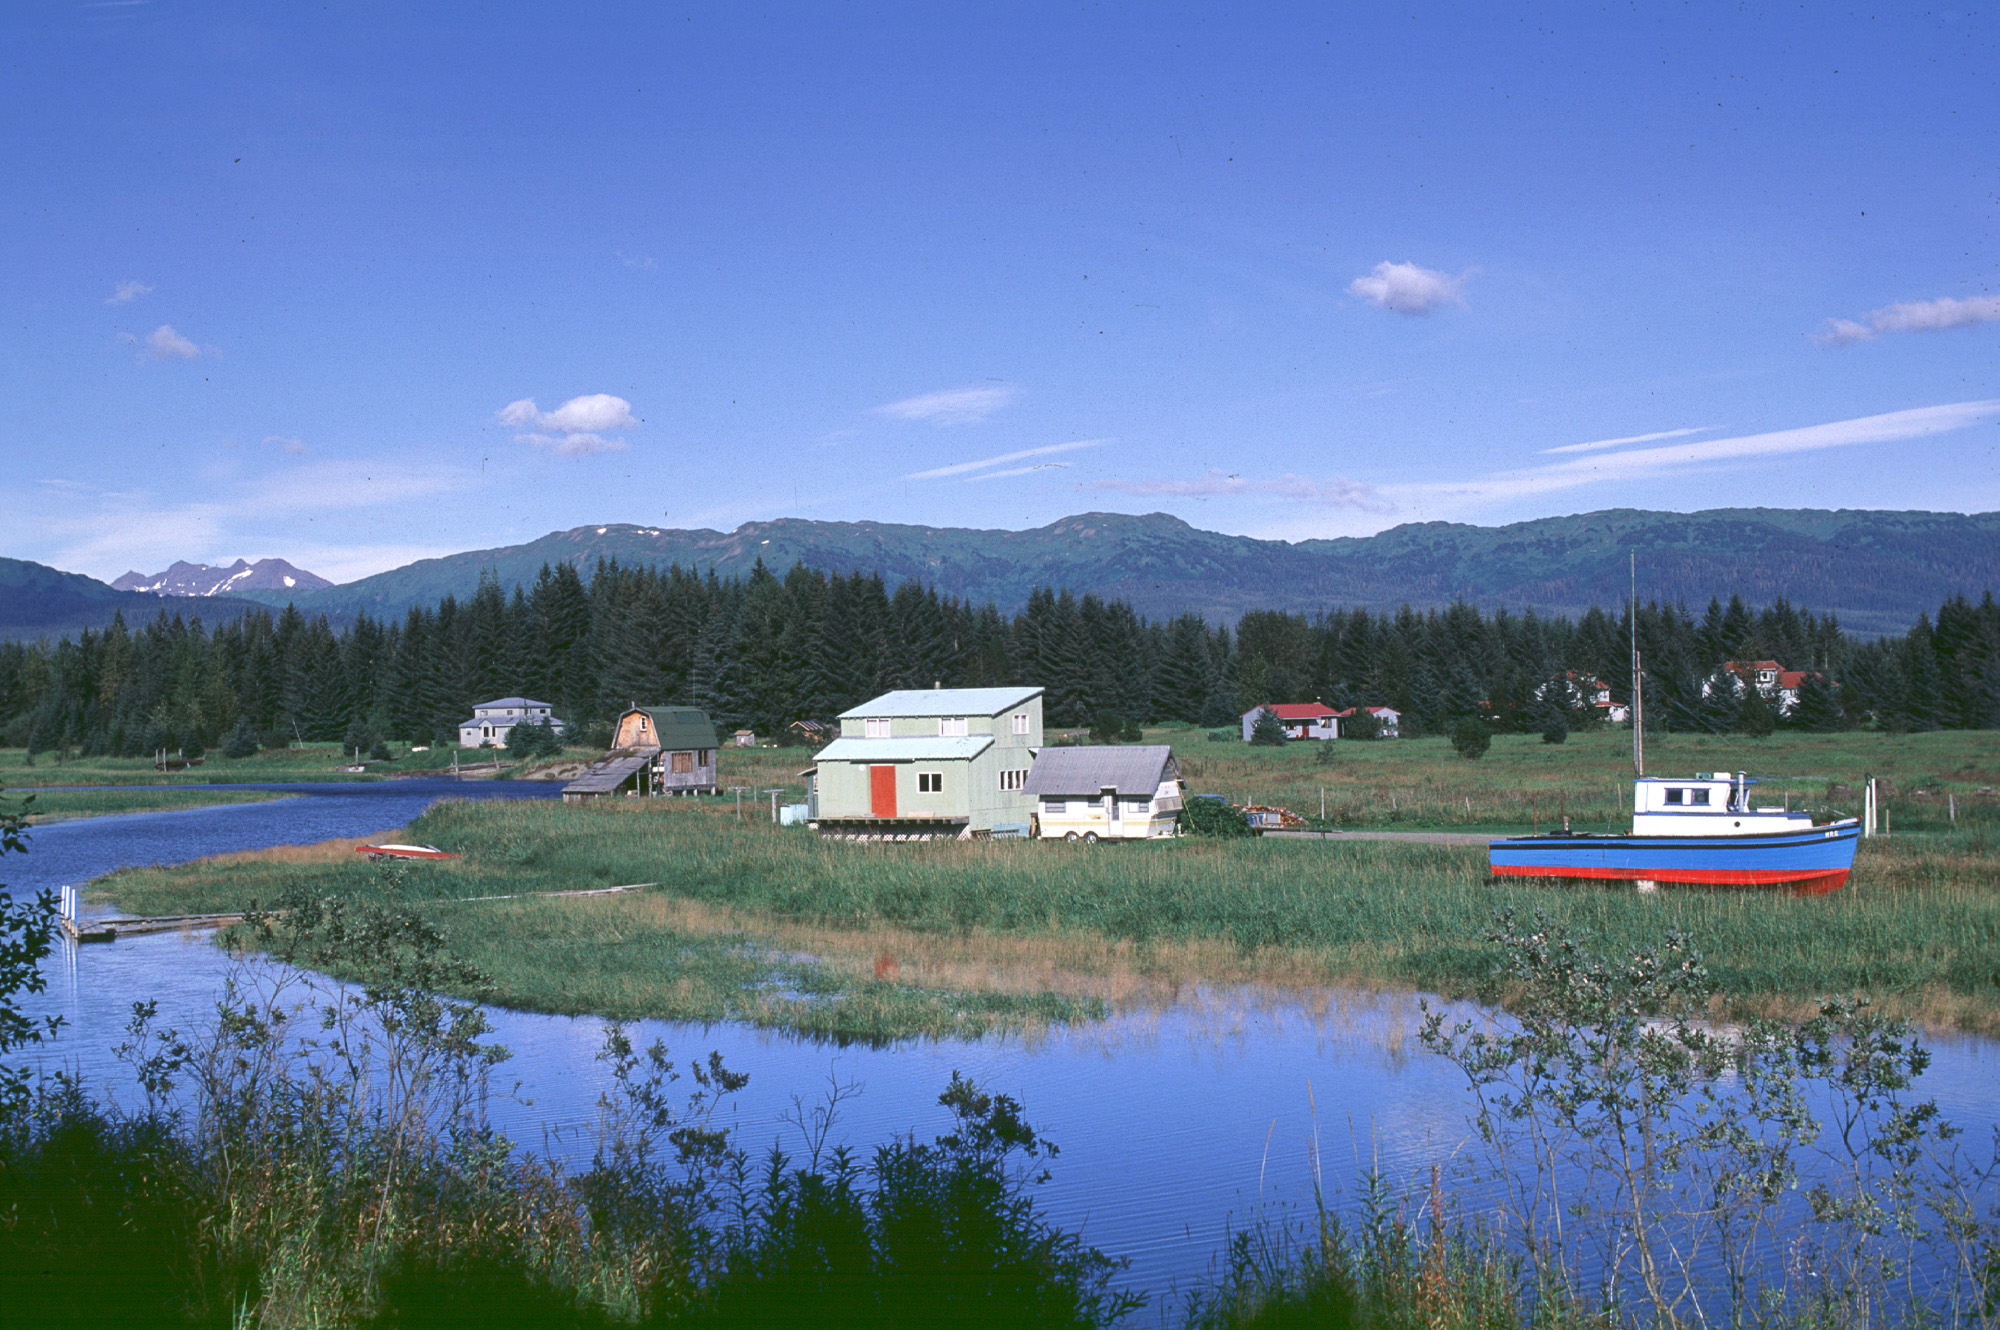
[1331,705,1401,738]
[1240,702,1341,741]
[458,697,563,748]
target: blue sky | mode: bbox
[6,3,1997,583]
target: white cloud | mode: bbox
[1092,469,1393,512]
[903,439,1106,481]
[263,435,308,455]
[967,462,1071,482]
[875,385,1016,425]
[106,280,153,305]
[144,324,201,360]
[497,393,639,456]
[1346,261,1469,315]
[1814,293,2000,346]
[1540,426,1714,456]
[1399,400,2000,506]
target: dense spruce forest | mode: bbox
[2,558,1997,760]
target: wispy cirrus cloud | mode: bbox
[1092,469,1393,512]
[876,385,1016,425]
[1347,261,1470,315]
[1813,293,2000,346]
[105,280,153,305]
[263,435,308,455]
[1540,426,1714,456]
[497,393,639,456]
[903,439,1106,482]
[1401,401,2000,505]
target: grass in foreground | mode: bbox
[97,772,2000,1037]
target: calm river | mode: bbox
[11,782,1999,1308]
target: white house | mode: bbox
[806,686,1043,838]
[458,697,563,748]
[1331,705,1401,738]
[1026,745,1183,841]
[1240,702,1341,741]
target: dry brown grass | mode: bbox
[193,829,407,866]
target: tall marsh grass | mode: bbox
[96,784,2000,1037]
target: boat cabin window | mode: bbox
[1665,788,1683,805]
[1690,789,1711,805]
[1664,787,1712,807]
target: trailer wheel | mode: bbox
[1064,831,1079,842]
[1083,831,1099,844]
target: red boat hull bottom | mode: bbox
[1491,864,1849,896]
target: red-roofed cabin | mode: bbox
[1240,702,1342,742]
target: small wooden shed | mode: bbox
[563,707,719,801]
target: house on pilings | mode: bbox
[562,706,719,802]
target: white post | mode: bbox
[1863,776,1875,837]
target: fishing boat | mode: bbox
[1488,555,1860,894]
[354,843,460,860]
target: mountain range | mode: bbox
[10,507,1999,642]
[0,557,269,643]
[112,558,334,598]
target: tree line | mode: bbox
[2,556,1996,759]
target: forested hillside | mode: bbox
[5,555,1996,760]
[234,507,2000,636]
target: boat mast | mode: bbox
[1631,549,1644,778]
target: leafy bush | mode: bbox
[1248,709,1286,747]
[1540,714,1568,744]
[1181,796,1250,837]
[1447,717,1490,759]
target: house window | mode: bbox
[864,717,891,738]
[1012,713,1029,735]
[917,771,942,793]
[671,751,694,774]
[999,768,1028,791]
[939,717,968,737]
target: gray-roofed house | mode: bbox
[458,697,563,748]
[805,686,1043,839]
[562,706,719,801]
[1025,745,1184,841]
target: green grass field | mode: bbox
[11,787,296,823]
[93,726,2000,1042]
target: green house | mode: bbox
[806,686,1044,839]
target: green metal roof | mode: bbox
[625,706,719,752]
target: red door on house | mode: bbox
[870,765,898,818]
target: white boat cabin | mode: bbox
[1631,772,1813,837]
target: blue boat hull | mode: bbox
[1488,819,1860,893]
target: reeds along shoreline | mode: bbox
[94,756,2000,1039]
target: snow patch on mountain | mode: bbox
[111,558,334,597]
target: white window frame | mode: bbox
[864,717,891,738]
[1012,712,1029,736]
[917,771,943,793]
[999,768,1027,792]
[939,717,968,737]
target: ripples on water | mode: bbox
[13,784,2000,1306]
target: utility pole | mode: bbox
[764,787,786,822]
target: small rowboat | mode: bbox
[355,843,460,860]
